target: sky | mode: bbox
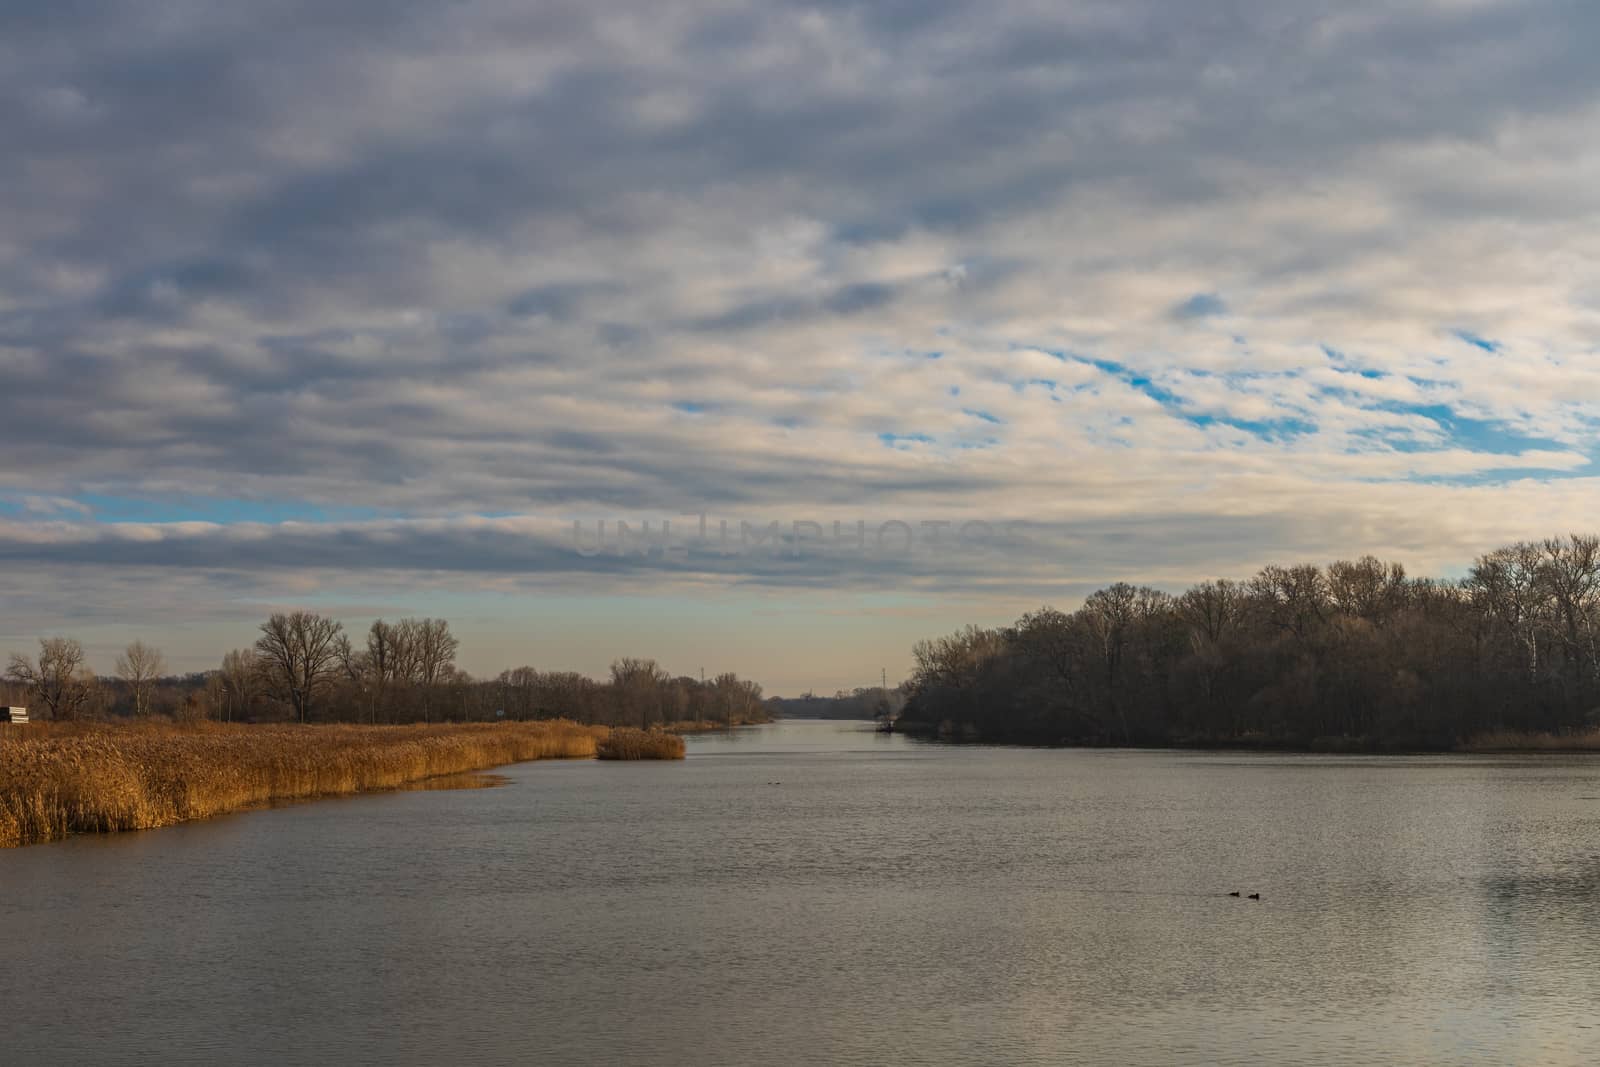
[3,0,1599,692]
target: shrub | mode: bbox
[596,728,686,760]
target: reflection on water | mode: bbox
[5,720,1600,1065]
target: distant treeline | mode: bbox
[903,535,1600,750]
[766,687,906,720]
[4,614,769,728]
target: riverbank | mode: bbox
[1456,728,1600,752]
[0,720,681,848]
[891,720,1600,754]
[665,717,771,734]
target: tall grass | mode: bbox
[0,720,613,848]
[596,727,687,760]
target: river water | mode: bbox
[4,719,1600,1065]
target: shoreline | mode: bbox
[664,717,770,734]
[888,721,1600,755]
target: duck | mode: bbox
[1228,891,1241,897]
[1247,893,1261,900]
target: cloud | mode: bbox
[1171,293,1228,320]
[2,0,1600,675]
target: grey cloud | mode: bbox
[824,282,897,315]
[0,510,1297,596]
[1172,293,1227,320]
[693,280,902,331]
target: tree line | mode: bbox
[4,612,769,728]
[767,686,906,720]
[902,535,1600,749]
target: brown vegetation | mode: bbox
[0,719,617,848]
[596,727,687,760]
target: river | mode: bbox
[4,719,1600,1064]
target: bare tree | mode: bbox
[355,619,421,722]
[1178,581,1244,647]
[218,648,260,723]
[115,640,167,718]
[365,619,399,687]
[713,672,762,727]
[412,618,459,723]
[1327,557,1408,625]
[254,612,346,723]
[1535,535,1600,689]
[1468,542,1546,681]
[610,657,670,728]
[390,618,422,688]
[6,637,98,720]
[337,633,378,723]
[203,673,228,723]
[1249,564,1329,641]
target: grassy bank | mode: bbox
[0,719,681,848]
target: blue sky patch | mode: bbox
[1367,402,1564,455]
[1453,330,1501,353]
[1185,414,1318,441]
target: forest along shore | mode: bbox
[0,720,683,848]
[900,536,1600,752]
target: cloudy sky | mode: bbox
[3,1,1599,691]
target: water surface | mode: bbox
[4,719,1600,1064]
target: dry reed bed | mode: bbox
[597,727,687,760]
[0,720,626,848]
